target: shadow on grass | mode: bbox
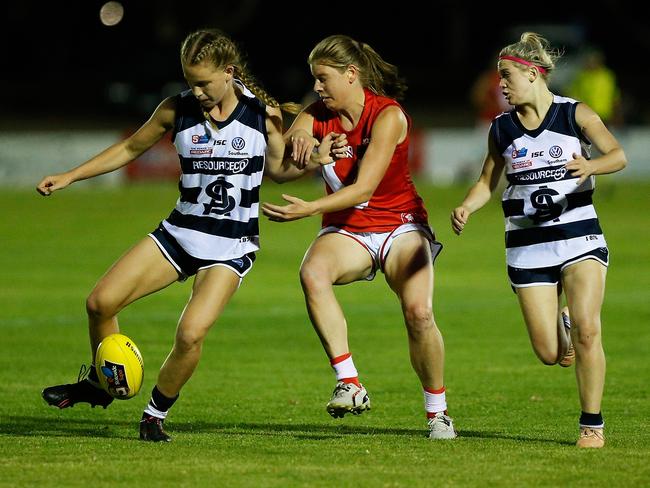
[0,415,573,445]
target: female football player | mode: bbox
[262,35,457,439]
[37,28,334,442]
[451,32,626,448]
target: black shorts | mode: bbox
[149,225,256,281]
[508,247,609,291]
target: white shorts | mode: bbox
[318,223,442,281]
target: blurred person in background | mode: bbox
[568,48,624,127]
[263,35,457,440]
[471,54,512,128]
[36,28,329,442]
[451,32,626,448]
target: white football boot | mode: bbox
[326,381,370,418]
[427,412,458,439]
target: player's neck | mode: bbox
[516,89,553,128]
[208,86,240,122]
[338,88,366,131]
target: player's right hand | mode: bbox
[450,206,470,235]
[290,130,318,168]
[36,174,72,196]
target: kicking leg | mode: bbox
[43,237,178,409]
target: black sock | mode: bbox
[579,411,604,427]
[149,385,179,413]
[88,365,100,383]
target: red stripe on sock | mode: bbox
[426,410,448,419]
[330,353,352,365]
[341,377,360,387]
[424,386,445,394]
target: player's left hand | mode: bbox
[262,194,316,222]
[565,153,593,185]
[329,132,349,160]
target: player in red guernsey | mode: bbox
[263,35,457,439]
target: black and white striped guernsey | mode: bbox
[161,81,267,260]
[491,95,607,268]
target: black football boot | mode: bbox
[139,413,172,442]
[42,365,113,409]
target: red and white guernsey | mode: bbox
[311,89,428,233]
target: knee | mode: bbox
[174,326,208,354]
[574,320,602,350]
[299,262,330,294]
[536,350,558,366]
[86,289,120,319]
[403,303,434,338]
[530,340,559,365]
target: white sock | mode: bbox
[144,403,168,420]
[331,353,358,381]
[424,387,447,416]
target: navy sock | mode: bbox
[150,385,179,412]
[88,365,100,383]
[579,411,604,428]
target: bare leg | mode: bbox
[156,265,241,397]
[385,232,444,389]
[299,233,373,359]
[516,286,569,364]
[562,260,607,413]
[86,237,179,360]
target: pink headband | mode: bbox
[499,55,547,74]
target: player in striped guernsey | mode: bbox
[263,35,457,439]
[36,29,320,442]
[451,33,626,448]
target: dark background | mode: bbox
[2,0,646,128]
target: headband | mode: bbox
[499,55,547,74]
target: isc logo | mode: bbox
[531,151,545,158]
[215,140,226,145]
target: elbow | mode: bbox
[355,186,375,205]
[615,148,628,172]
[265,172,289,184]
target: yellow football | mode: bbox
[95,333,144,399]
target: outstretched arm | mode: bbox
[451,134,505,235]
[36,97,176,196]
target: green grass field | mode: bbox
[1,179,648,487]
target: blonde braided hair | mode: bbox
[181,29,300,114]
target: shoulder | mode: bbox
[550,95,595,140]
[152,96,180,129]
[265,104,282,118]
[373,104,406,127]
[366,91,405,121]
[265,105,283,134]
[574,102,602,132]
[174,90,200,113]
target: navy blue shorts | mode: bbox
[508,247,609,291]
[149,225,256,282]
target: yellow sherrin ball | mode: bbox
[95,333,144,399]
